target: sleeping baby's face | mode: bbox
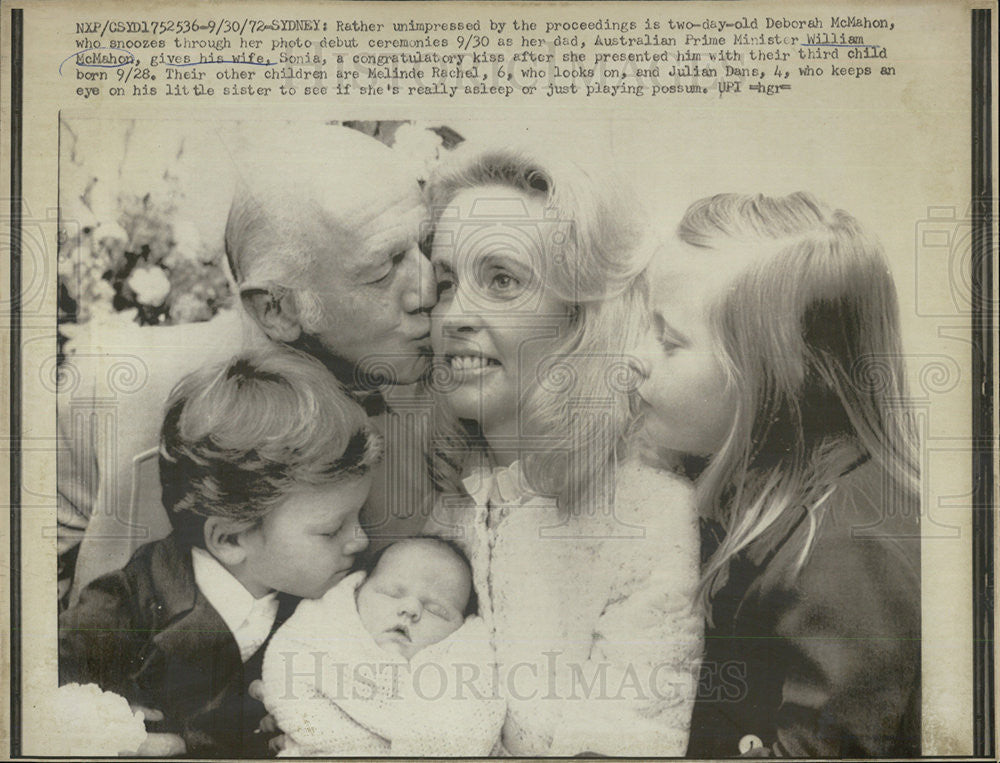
[356,539,472,660]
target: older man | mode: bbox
[225,125,435,387]
[60,125,437,602]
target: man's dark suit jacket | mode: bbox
[59,534,298,758]
[686,458,921,758]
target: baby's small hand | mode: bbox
[128,704,186,756]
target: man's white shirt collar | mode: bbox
[191,547,279,662]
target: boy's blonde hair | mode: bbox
[676,193,919,616]
[159,348,383,548]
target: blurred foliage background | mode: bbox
[57,119,463,359]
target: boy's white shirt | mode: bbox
[191,547,279,662]
[261,570,505,757]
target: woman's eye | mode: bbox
[489,272,520,292]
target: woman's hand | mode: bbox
[257,712,287,755]
[258,712,280,735]
[248,679,265,703]
[268,734,288,755]
[248,680,287,755]
[248,680,279,735]
[134,733,187,757]
[128,706,186,757]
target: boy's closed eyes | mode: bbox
[232,477,371,600]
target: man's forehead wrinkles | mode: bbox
[354,207,425,260]
[351,194,425,239]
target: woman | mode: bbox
[423,143,703,756]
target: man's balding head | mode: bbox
[226,125,436,386]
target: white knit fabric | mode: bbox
[425,458,704,757]
[261,571,505,757]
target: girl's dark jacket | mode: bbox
[686,458,921,758]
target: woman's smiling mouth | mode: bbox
[446,354,502,374]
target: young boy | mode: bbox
[58,349,382,757]
[261,537,504,756]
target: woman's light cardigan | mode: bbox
[425,458,704,756]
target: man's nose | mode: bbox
[401,246,436,314]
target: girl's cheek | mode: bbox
[645,362,677,409]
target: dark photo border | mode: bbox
[970,8,994,760]
[9,5,23,759]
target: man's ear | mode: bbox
[204,516,257,566]
[240,287,303,343]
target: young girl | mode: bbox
[634,192,921,757]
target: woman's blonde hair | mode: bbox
[426,143,651,510]
[678,193,920,614]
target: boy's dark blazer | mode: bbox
[59,533,298,758]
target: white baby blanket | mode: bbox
[261,571,505,756]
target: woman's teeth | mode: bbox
[449,355,498,371]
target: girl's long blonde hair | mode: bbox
[681,193,920,614]
[425,143,651,511]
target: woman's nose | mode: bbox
[436,288,486,336]
[401,247,436,313]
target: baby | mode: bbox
[261,537,504,756]
[356,536,478,659]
